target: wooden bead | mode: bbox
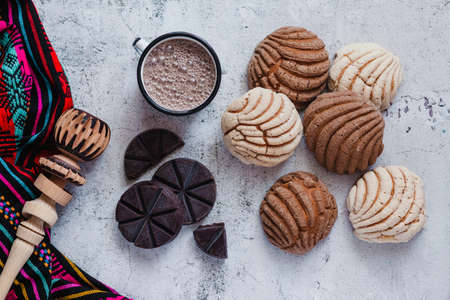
[54,108,111,161]
[16,222,44,246]
[22,197,58,228]
[34,174,72,207]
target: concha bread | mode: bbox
[248,26,330,109]
[303,91,385,174]
[221,87,302,167]
[328,43,403,110]
[347,166,425,243]
[260,171,337,254]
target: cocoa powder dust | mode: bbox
[142,38,216,112]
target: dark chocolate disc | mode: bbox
[193,223,227,259]
[124,129,184,180]
[152,158,216,225]
[115,181,183,249]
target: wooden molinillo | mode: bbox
[0,109,110,299]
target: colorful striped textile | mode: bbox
[0,1,129,299]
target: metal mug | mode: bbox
[133,32,222,116]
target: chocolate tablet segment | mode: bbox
[153,158,216,225]
[193,223,227,259]
[124,129,184,179]
[115,181,183,249]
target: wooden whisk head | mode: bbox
[54,108,111,161]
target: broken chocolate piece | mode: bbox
[193,223,227,259]
[124,128,184,180]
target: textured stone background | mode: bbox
[35,0,449,299]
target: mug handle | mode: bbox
[133,37,149,55]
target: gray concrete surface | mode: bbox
[35,0,449,299]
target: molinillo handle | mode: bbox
[133,37,149,54]
[0,109,110,299]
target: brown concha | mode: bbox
[54,108,111,161]
[260,171,337,254]
[303,91,385,174]
[248,26,330,109]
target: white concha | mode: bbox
[329,43,403,110]
[346,166,425,243]
[221,87,302,167]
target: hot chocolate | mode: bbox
[142,38,216,112]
